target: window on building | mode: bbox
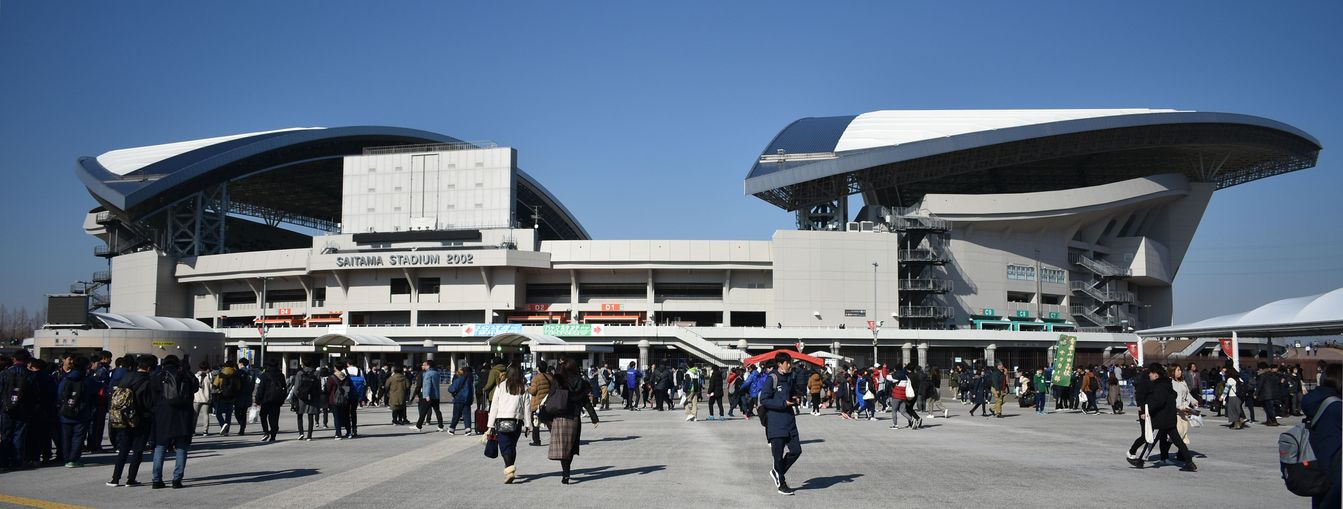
[1041,294,1064,305]
[1007,264,1036,281]
[1040,267,1066,285]
[391,278,411,295]
[1007,291,1033,303]
[419,278,440,294]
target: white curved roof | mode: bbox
[91,312,216,332]
[834,109,1179,152]
[313,333,400,346]
[1139,288,1343,337]
[95,127,323,176]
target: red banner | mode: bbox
[1125,342,1138,359]
[1219,338,1234,358]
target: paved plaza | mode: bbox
[0,398,1304,508]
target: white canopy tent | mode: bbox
[1137,287,1343,368]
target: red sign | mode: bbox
[1219,338,1234,358]
[526,304,551,312]
[867,320,876,331]
[600,303,622,312]
[278,307,292,316]
[1125,342,1139,359]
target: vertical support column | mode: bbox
[570,270,579,323]
[721,269,731,326]
[638,340,651,370]
[901,342,913,367]
[282,353,290,376]
[646,269,654,325]
[917,343,928,368]
[480,267,493,323]
[984,344,997,367]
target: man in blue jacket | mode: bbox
[760,352,802,496]
[624,362,641,411]
[412,361,444,432]
[56,355,99,468]
[446,367,475,435]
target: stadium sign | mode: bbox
[462,323,523,337]
[333,253,475,268]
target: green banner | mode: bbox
[542,323,597,336]
[1050,334,1078,387]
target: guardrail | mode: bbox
[898,279,952,292]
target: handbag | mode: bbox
[496,418,521,434]
[483,434,499,459]
[902,381,915,399]
[863,390,876,401]
[1188,414,1204,428]
[247,405,260,424]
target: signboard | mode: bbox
[954,357,963,363]
[1015,310,1030,318]
[844,309,866,317]
[1125,342,1139,359]
[542,323,605,336]
[866,320,876,331]
[982,308,996,316]
[525,304,551,312]
[278,307,292,316]
[333,253,475,268]
[1050,334,1078,387]
[600,303,622,312]
[152,341,177,347]
[1047,312,1060,319]
[1219,338,1234,358]
[462,324,523,337]
[327,324,348,335]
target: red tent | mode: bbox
[743,349,825,367]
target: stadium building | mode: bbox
[69,110,1321,370]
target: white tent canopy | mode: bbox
[1138,288,1343,338]
[91,312,215,332]
[486,333,613,353]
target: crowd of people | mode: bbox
[0,348,1338,505]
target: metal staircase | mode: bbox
[892,209,953,330]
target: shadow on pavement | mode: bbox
[798,473,862,490]
[186,468,320,487]
[584,435,640,443]
[517,464,666,484]
[799,438,825,445]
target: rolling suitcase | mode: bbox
[475,409,490,433]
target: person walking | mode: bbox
[1220,366,1246,429]
[107,355,154,486]
[232,358,255,436]
[1081,368,1100,415]
[807,369,824,416]
[1161,364,1200,465]
[1143,364,1196,471]
[1033,368,1048,415]
[760,352,802,496]
[546,358,599,485]
[290,362,321,441]
[926,366,947,419]
[384,366,410,425]
[412,361,444,432]
[1255,362,1283,427]
[989,361,1007,418]
[707,366,726,421]
[56,355,97,468]
[1125,365,1157,467]
[968,366,989,417]
[328,370,352,440]
[1300,363,1340,509]
[528,361,554,446]
[1107,375,1124,414]
[487,364,531,484]
[482,357,506,412]
[211,361,240,436]
[683,367,702,422]
[623,362,640,411]
[191,361,214,437]
[447,367,476,435]
[149,356,199,489]
[253,359,286,442]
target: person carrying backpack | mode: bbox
[107,355,155,487]
[232,358,256,436]
[328,370,353,440]
[342,361,365,438]
[290,363,321,441]
[759,352,802,496]
[212,362,241,436]
[56,355,98,468]
[149,355,199,489]
[253,359,287,442]
[0,350,36,469]
[192,362,214,437]
[1293,363,1340,508]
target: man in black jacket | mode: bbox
[1125,365,1155,467]
[760,352,801,495]
[108,355,155,486]
[1255,362,1282,426]
[1143,364,1196,471]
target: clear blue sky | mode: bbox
[1,1,1340,324]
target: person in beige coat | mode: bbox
[527,361,554,446]
[488,365,531,483]
[384,367,410,425]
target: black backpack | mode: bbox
[539,377,569,423]
[297,372,321,404]
[59,377,86,419]
[262,373,287,405]
[160,371,193,408]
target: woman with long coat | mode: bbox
[385,367,410,425]
[968,367,989,416]
[547,358,599,484]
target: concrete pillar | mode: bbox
[985,344,997,366]
[1047,345,1056,365]
[282,353,290,376]
[721,269,731,326]
[901,342,913,367]
[917,343,929,368]
[638,340,651,369]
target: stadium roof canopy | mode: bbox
[1138,288,1343,338]
[78,126,588,241]
[745,109,1322,211]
